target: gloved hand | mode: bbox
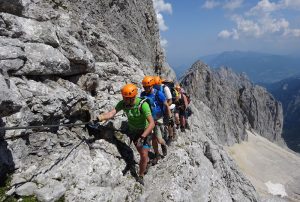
[168,117,174,126]
[136,136,145,147]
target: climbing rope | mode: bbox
[0,122,90,131]
[0,121,125,141]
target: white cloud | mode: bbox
[218,29,239,39]
[248,0,300,16]
[284,28,300,37]
[203,0,244,10]
[153,0,172,32]
[156,13,168,31]
[280,0,300,10]
[153,0,172,14]
[202,0,221,9]
[225,14,300,38]
[260,17,289,33]
[160,37,168,48]
[223,0,244,10]
[219,0,300,39]
[218,30,232,38]
[232,15,262,37]
[248,0,280,15]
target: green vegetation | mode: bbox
[0,175,12,201]
[0,175,65,202]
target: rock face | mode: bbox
[180,61,284,146]
[264,76,300,153]
[0,0,277,201]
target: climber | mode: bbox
[140,76,172,165]
[154,76,172,106]
[174,84,189,132]
[153,76,175,143]
[97,83,155,185]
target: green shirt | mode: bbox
[115,97,152,133]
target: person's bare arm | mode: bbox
[141,115,155,138]
[182,94,188,109]
[164,101,172,118]
[98,109,117,121]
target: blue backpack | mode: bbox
[140,88,165,120]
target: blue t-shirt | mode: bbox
[140,88,166,120]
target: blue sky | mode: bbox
[153,0,300,69]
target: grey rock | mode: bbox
[56,30,95,73]
[76,73,99,94]
[0,0,23,16]
[0,44,25,60]
[181,61,284,145]
[0,59,24,73]
[35,179,66,202]
[0,1,265,202]
[15,182,38,196]
[239,85,284,143]
[0,74,22,117]
[14,43,70,76]
[0,13,60,47]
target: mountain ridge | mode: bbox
[0,1,299,201]
[200,51,300,83]
[173,51,300,83]
[263,75,300,153]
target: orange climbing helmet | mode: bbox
[142,76,155,87]
[121,84,138,98]
[153,76,162,85]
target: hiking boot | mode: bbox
[137,175,144,185]
[144,162,151,175]
[176,124,180,130]
[162,145,167,157]
[180,126,185,132]
[186,122,190,130]
[151,154,161,165]
[166,136,173,146]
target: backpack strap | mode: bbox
[138,97,148,112]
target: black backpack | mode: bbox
[163,82,177,100]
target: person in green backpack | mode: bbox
[97,83,155,185]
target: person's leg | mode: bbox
[152,123,167,164]
[152,136,159,156]
[175,111,180,129]
[135,146,149,185]
[137,147,149,176]
[157,123,167,156]
[179,109,186,132]
[152,125,160,155]
[163,115,174,140]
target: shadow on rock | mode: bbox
[85,121,139,180]
[0,118,15,185]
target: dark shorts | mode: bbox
[175,107,186,116]
[126,129,152,149]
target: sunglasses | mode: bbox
[123,97,135,101]
[143,86,152,90]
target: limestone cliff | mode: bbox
[180,61,284,146]
[0,1,267,201]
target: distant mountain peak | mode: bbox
[198,51,300,83]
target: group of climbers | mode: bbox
[97,76,191,185]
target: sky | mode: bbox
[152,0,300,69]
